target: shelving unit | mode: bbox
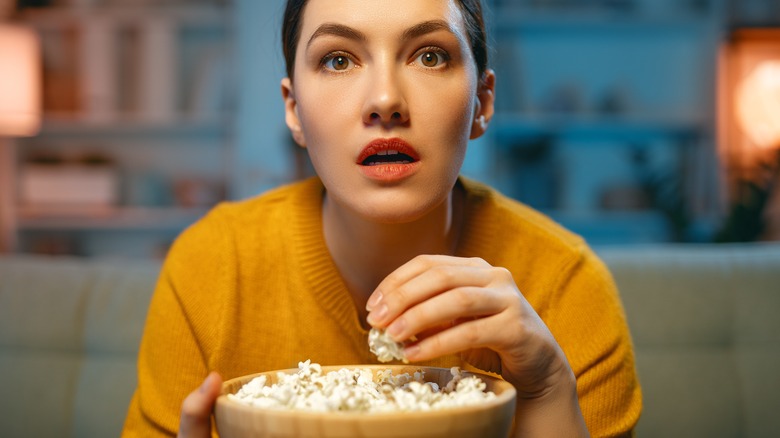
[484,0,725,244]
[492,112,706,141]
[17,206,209,231]
[5,1,234,258]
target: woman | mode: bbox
[122,0,641,436]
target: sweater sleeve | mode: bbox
[122,208,234,437]
[544,246,642,437]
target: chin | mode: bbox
[357,193,447,225]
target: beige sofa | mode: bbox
[1,243,779,437]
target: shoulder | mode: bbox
[459,176,588,264]
[458,177,614,305]
[164,177,322,273]
[178,177,320,241]
[204,177,321,226]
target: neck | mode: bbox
[323,184,465,318]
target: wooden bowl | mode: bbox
[215,365,516,438]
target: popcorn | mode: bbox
[368,327,408,363]
[228,360,496,413]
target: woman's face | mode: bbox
[282,0,494,223]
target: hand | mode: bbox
[365,255,571,400]
[177,372,222,438]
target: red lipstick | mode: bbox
[357,138,420,182]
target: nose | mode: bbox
[361,65,409,128]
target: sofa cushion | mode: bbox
[0,351,81,437]
[0,255,159,438]
[599,243,780,438]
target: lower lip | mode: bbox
[358,161,420,182]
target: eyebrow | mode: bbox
[306,19,459,49]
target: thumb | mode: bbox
[178,372,223,438]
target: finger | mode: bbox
[403,315,504,362]
[384,286,507,342]
[178,372,222,438]
[367,263,494,328]
[367,255,489,311]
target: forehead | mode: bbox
[298,0,467,43]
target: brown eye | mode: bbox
[331,56,350,71]
[420,51,439,67]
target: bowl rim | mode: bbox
[216,364,517,419]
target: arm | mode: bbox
[122,266,216,437]
[366,255,589,437]
[123,208,236,438]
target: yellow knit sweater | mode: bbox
[122,177,641,437]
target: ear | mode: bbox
[281,77,306,147]
[469,69,496,140]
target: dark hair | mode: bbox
[281,0,488,80]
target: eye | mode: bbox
[321,52,355,72]
[414,48,449,68]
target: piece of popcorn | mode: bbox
[368,327,408,363]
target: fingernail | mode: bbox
[367,304,388,325]
[404,345,420,360]
[387,319,405,339]
[366,291,383,311]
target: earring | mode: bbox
[475,115,486,127]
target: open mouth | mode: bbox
[357,138,420,167]
[361,150,417,166]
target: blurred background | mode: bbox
[1,0,779,259]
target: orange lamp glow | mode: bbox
[0,24,41,137]
[736,60,780,150]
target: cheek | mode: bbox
[295,85,359,158]
[415,82,475,145]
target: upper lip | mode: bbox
[356,138,420,165]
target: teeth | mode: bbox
[377,150,387,156]
[387,150,399,155]
[369,161,408,166]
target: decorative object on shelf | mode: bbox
[138,16,177,122]
[715,151,779,242]
[629,145,690,242]
[19,151,119,213]
[0,20,42,252]
[497,137,559,209]
[173,177,224,208]
[538,81,586,115]
[124,171,172,208]
[596,81,632,115]
[79,16,118,122]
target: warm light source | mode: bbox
[1,22,41,253]
[736,60,780,150]
[0,23,41,137]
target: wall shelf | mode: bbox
[493,112,708,141]
[17,206,209,231]
[485,0,725,244]
[3,2,235,258]
[38,115,229,137]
